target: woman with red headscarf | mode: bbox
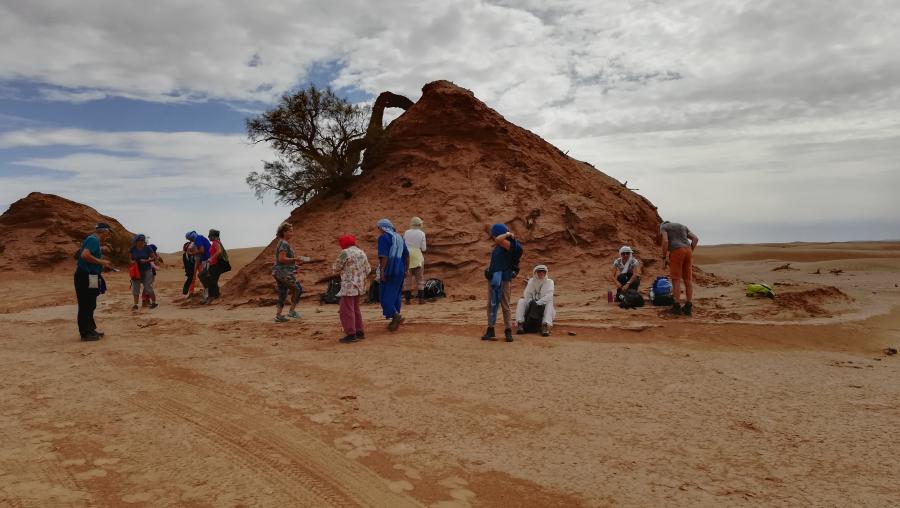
[332,234,371,343]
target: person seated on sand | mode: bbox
[481,223,523,342]
[332,234,371,344]
[659,220,699,316]
[514,264,555,337]
[612,246,641,302]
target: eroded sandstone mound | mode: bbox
[0,192,134,271]
[227,80,665,300]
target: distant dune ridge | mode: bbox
[226,80,667,301]
[0,192,135,271]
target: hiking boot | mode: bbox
[388,314,402,331]
[516,324,526,335]
[339,334,358,344]
[416,290,425,304]
[671,303,682,315]
[80,332,101,341]
[149,302,159,309]
[287,310,301,319]
[541,323,551,337]
[274,315,289,323]
[481,327,496,340]
[92,330,105,337]
[355,331,366,340]
[404,291,412,304]
[504,328,514,342]
[682,302,693,316]
[131,304,139,311]
[199,298,208,305]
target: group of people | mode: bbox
[181,229,230,306]
[73,216,698,343]
[272,217,428,344]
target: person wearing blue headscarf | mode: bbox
[481,223,523,342]
[376,219,409,330]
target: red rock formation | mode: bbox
[226,80,664,301]
[0,192,135,271]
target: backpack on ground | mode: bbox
[366,280,381,304]
[619,289,645,309]
[650,276,674,306]
[746,283,775,298]
[523,300,545,333]
[319,278,341,304]
[423,278,446,299]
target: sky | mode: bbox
[1,0,898,251]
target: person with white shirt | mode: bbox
[402,216,427,304]
[611,245,642,302]
[514,264,555,337]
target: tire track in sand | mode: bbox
[129,385,423,508]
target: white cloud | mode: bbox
[1,1,899,242]
[0,129,292,250]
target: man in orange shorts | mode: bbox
[659,221,699,316]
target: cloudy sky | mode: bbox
[1,0,898,251]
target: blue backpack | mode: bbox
[650,276,674,306]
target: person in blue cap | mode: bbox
[481,223,523,342]
[129,233,158,310]
[74,222,113,341]
[185,230,212,303]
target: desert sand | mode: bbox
[1,241,899,507]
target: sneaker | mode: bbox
[671,303,682,315]
[481,326,496,340]
[339,334,358,344]
[149,302,159,310]
[92,330,105,337]
[541,323,551,337]
[80,332,101,341]
[355,331,366,340]
[388,314,402,331]
[504,328,514,342]
[516,324,526,335]
[274,315,289,323]
[287,310,301,319]
[131,304,138,311]
[682,302,693,316]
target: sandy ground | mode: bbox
[1,243,899,507]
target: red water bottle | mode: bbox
[607,289,613,303]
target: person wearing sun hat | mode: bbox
[332,233,371,343]
[74,222,113,341]
[514,264,555,337]
[402,216,427,304]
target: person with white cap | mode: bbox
[514,264,555,337]
[611,245,642,302]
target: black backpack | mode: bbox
[319,278,341,304]
[619,290,645,309]
[366,280,381,303]
[523,300,545,333]
[423,278,446,299]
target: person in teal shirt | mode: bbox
[75,223,112,341]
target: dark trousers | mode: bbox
[615,273,641,300]
[74,270,98,337]
[200,264,223,298]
